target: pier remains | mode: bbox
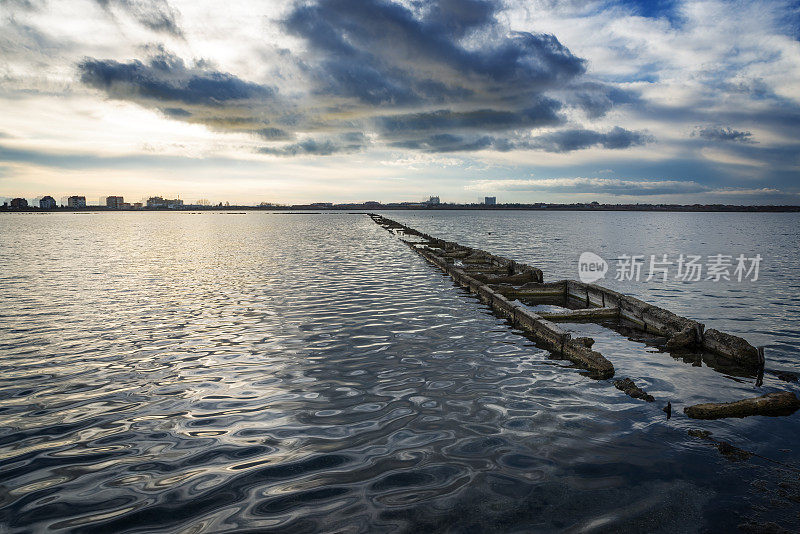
[369,213,799,416]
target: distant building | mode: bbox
[39,196,57,209]
[147,196,184,209]
[484,196,497,206]
[68,196,86,208]
[132,202,143,209]
[106,196,124,209]
[147,196,166,208]
[311,202,334,208]
[427,196,440,205]
[10,198,28,209]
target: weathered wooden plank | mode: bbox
[538,307,620,322]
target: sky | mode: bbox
[1,0,799,205]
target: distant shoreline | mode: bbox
[2,204,800,213]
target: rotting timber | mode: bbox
[370,214,614,378]
[368,213,769,383]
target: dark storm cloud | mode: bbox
[529,127,653,152]
[76,0,647,156]
[694,126,754,143]
[376,101,562,134]
[79,51,276,106]
[425,0,497,37]
[283,0,586,106]
[387,126,651,153]
[95,0,184,37]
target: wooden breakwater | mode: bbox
[369,213,800,420]
[368,213,762,379]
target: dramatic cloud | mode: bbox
[78,49,295,138]
[74,0,643,155]
[375,103,562,135]
[79,53,276,106]
[524,127,653,152]
[386,126,650,153]
[282,0,588,104]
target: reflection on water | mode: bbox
[0,211,798,532]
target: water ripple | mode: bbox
[0,211,798,532]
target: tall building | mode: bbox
[427,196,440,205]
[106,196,124,209]
[39,196,57,209]
[10,198,28,209]
[67,196,86,208]
[484,196,497,206]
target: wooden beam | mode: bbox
[537,307,620,322]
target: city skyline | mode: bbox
[1,1,799,205]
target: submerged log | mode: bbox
[614,378,655,402]
[684,391,800,419]
[563,340,615,379]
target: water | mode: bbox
[0,210,798,533]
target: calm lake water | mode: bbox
[0,210,798,533]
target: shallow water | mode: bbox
[0,210,798,533]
